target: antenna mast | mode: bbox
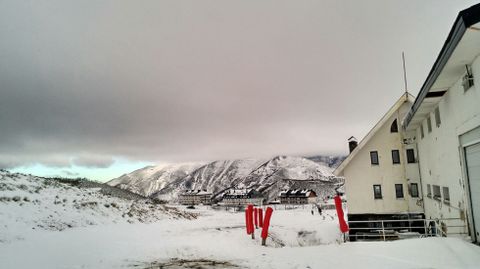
[402,52,408,96]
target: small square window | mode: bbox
[434,107,441,127]
[410,183,419,198]
[370,151,379,165]
[392,150,400,164]
[427,116,432,133]
[395,184,404,198]
[373,185,382,199]
[406,149,415,163]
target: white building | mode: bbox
[334,94,424,230]
[278,189,317,204]
[403,3,480,243]
[221,189,264,206]
[178,190,212,205]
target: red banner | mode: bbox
[258,208,263,228]
[334,195,349,233]
[247,204,254,234]
[261,207,273,239]
[245,209,250,234]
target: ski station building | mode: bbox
[335,3,480,244]
[178,190,213,205]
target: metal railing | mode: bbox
[347,218,468,241]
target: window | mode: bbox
[390,119,398,133]
[427,184,432,198]
[391,150,400,164]
[373,185,382,199]
[427,116,432,133]
[420,124,424,139]
[370,151,379,165]
[406,149,415,163]
[443,187,450,204]
[433,185,441,200]
[410,183,419,198]
[463,66,474,91]
[395,184,404,198]
[434,107,441,127]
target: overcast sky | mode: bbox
[1,0,478,181]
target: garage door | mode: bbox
[466,142,480,243]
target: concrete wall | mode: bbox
[412,54,480,235]
[343,101,423,215]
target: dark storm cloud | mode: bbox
[0,0,477,168]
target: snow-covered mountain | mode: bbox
[107,163,203,197]
[108,156,343,202]
[0,170,195,243]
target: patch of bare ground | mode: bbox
[131,258,239,269]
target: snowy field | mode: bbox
[2,205,480,268]
[1,171,480,268]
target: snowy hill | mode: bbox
[108,156,343,202]
[107,163,203,197]
[0,170,195,244]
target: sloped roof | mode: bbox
[182,189,212,195]
[404,3,480,130]
[334,93,415,176]
[279,189,316,198]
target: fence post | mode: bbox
[381,220,385,241]
[424,219,427,237]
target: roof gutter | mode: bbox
[404,4,480,129]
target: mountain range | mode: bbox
[107,155,345,202]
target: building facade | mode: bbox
[279,189,317,204]
[334,94,425,229]
[178,190,212,205]
[221,189,264,206]
[403,3,480,243]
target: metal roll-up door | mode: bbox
[466,142,480,243]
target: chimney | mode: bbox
[348,136,358,153]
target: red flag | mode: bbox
[245,209,250,234]
[261,207,273,240]
[334,195,349,233]
[258,208,263,228]
[254,208,258,228]
[247,204,254,234]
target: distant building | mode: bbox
[178,190,212,205]
[221,189,264,206]
[279,189,317,204]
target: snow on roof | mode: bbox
[182,190,212,195]
[279,189,316,198]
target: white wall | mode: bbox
[413,54,480,235]
[343,100,423,215]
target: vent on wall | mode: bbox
[462,65,474,91]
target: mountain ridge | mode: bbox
[107,155,345,202]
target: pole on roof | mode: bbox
[402,52,408,96]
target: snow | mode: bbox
[2,170,480,269]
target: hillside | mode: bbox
[0,170,195,244]
[106,163,203,197]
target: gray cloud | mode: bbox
[0,0,477,168]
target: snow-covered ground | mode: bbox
[1,171,480,268]
[2,205,480,268]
